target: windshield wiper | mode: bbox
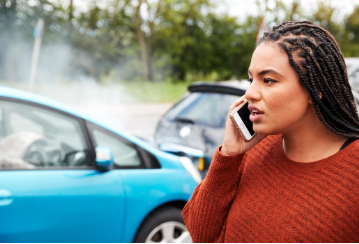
[175,117,195,124]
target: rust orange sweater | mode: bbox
[182,135,359,242]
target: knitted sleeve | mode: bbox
[182,146,245,242]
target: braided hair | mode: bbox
[257,21,359,138]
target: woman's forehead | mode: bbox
[249,43,291,74]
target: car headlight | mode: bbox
[180,156,202,184]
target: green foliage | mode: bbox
[120,80,192,102]
[1,0,359,84]
[342,5,359,57]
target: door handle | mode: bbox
[0,189,13,206]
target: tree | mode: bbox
[342,5,359,57]
[0,0,69,82]
[2,0,359,84]
[307,0,342,41]
[154,0,232,80]
[135,0,164,81]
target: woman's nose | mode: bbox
[245,81,261,102]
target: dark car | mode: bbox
[154,81,248,178]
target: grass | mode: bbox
[119,81,193,103]
[0,80,195,103]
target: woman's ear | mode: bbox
[309,94,313,105]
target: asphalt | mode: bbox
[72,102,173,140]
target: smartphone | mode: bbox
[229,99,256,142]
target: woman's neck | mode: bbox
[282,121,348,163]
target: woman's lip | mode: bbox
[248,104,264,114]
[250,113,264,122]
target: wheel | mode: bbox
[134,206,192,243]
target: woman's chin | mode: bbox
[253,124,276,135]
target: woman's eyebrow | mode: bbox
[248,69,284,77]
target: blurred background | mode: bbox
[1,0,359,138]
[2,1,359,242]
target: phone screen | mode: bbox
[237,102,255,136]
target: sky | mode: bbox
[67,0,359,17]
[221,0,359,22]
[51,0,359,24]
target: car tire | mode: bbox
[134,206,192,243]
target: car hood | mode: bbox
[154,119,225,158]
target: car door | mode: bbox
[0,98,125,242]
[86,122,197,242]
[85,122,172,242]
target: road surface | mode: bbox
[72,102,173,140]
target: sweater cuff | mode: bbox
[201,146,244,196]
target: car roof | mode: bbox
[188,80,248,96]
[0,85,143,146]
[345,57,359,65]
[0,86,94,119]
[345,57,359,61]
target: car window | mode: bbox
[164,93,200,120]
[10,112,44,135]
[0,99,92,169]
[164,92,240,127]
[87,123,143,168]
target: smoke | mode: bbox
[1,37,32,83]
[0,33,139,123]
[0,1,172,140]
[36,42,76,84]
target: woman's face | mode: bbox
[245,42,313,135]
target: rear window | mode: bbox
[164,92,240,127]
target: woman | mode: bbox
[182,21,359,242]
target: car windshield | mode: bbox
[164,92,240,127]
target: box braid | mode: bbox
[257,21,359,138]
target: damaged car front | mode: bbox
[154,81,248,178]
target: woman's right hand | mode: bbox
[221,96,267,156]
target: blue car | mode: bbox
[0,86,200,243]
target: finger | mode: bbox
[229,95,246,112]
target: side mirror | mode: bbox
[95,146,114,171]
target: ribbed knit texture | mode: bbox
[182,135,359,242]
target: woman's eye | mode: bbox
[247,78,253,84]
[263,78,278,84]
